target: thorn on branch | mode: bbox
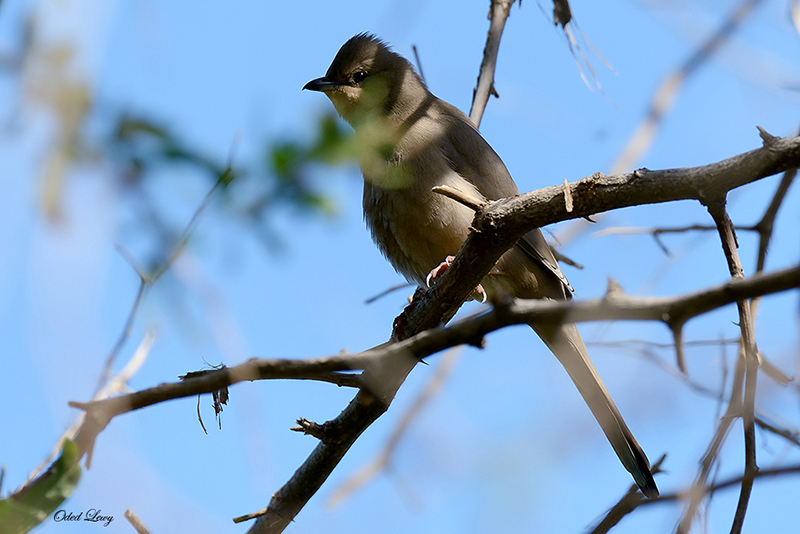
[467,334,487,349]
[604,277,626,298]
[756,126,778,149]
[671,323,687,375]
[292,418,330,442]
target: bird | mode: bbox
[303,32,658,498]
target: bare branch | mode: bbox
[327,348,462,507]
[677,199,761,533]
[589,455,668,534]
[124,509,151,534]
[66,265,798,533]
[609,0,765,174]
[402,132,800,340]
[239,133,800,532]
[470,0,515,126]
[753,167,796,273]
[69,267,800,424]
[67,265,799,532]
[592,464,800,533]
[708,201,759,534]
[755,416,800,448]
[432,185,487,211]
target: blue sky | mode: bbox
[1,0,799,532]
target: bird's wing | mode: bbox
[435,101,574,296]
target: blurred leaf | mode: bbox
[115,115,172,142]
[113,114,228,178]
[0,440,81,534]
[308,113,353,163]
[25,38,93,221]
[270,142,303,181]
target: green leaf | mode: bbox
[0,440,82,534]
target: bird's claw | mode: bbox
[473,284,488,304]
[426,256,456,288]
[426,255,487,303]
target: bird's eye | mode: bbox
[351,70,367,84]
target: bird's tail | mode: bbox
[529,321,659,498]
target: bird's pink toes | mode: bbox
[426,255,456,288]
[426,255,487,303]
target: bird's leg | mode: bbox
[425,255,487,303]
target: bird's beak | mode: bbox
[303,77,340,92]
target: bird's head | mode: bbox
[303,33,426,128]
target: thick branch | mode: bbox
[246,133,799,532]
[67,262,799,533]
[400,132,800,338]
[73,264,800,429]
[70,264,800,530]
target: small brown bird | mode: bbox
[304,33,658,498]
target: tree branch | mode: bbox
[400,131,800,339]
[470,0,515,126]
[240,133,800,532]
[68,264,800,533]
[590,464,800,534]
[608,0,765,174]
[707,202,759,534]
[71,131,794,533]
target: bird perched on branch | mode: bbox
[304,32,658,498]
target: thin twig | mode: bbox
[431,185,486,211]
[95,267,146,395]
[470,0,515,126]
[707,201,759,534]
[752,168,796,274]
[124,509,151,534]
[151,168,232,281]
[589,455,668,534]
[755,416,800,448]
[591,464,800,533]
[26,330,153,481]
[411,44,426,84]
[609,0,765,175]
[676,199,761,533]
[365,282,413,305]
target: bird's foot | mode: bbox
[425,255,487,303]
